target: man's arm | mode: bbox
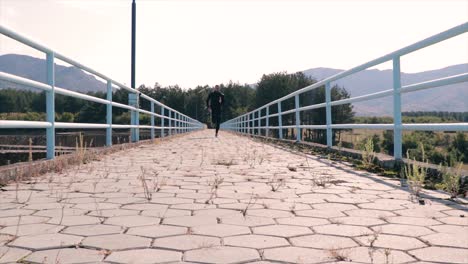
[206,93,211,109]
[220,93,225,106]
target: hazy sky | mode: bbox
[1,0,467,88]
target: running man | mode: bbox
[206,85,225,137]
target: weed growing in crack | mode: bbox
[268,174,285,192]
[205,174,224,204]
[328,247,349,261]
[361,137,376,169]
[139,166,152,201]
[367,228,381,264]
[241,192,258,217]
[436,161,463,199]
[403,143,427,200]
[150,169,167,192]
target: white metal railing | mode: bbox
[221,22,468,159]
[0,25,204,160]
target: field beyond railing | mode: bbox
[0,25,204,160]
[221,22,468,160]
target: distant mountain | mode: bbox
[303,64,468,116]
[0,54,106,93]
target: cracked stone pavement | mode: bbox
[0,130,467,263]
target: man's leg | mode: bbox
[213,111,221,137]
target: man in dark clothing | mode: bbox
[206,85,225,137]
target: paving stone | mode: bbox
[313,203,358,211]
[24,248,104,263]
[121,203,168,211]
[153,235,220,251]
[344,209,396,218]
[387,216,442,226]
[296,209,346,218]
[87,209,139,217]
[0,215,50,226]
[314,224,372,237]
[355,234,427,250]
[106,249,181,263]
[193,208,240,217]
[410,246,468,263]
[346,246,416,263]
[184,246,259,263]
[191,224,250,237]
[141,208,191,217]
[276,216,329,226]
[127,225,187,238]
[372,224,434,237]
[263,246,330,263]
[221,215,276,227]
[47,215,102,225]
[0,246,31,263]
[61,224,123,236]
[9,233,83,250]
[105,215,160,227]
[331,216,385,226]
[246,209,294,218]
[224,234,289,249]
[420,232,468,248]
[0,223,63,236]
[253,224,312,237]
[33,208,87,218]
[163,215,217,227]
[437,216,468,225]
[430,224,467,234]
[290,234,358,249]
[81,234,151,250]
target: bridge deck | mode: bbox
[0,130,467,263]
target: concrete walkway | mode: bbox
[0,130,467,263]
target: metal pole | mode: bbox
[266,107,269,137]
[168,111,172,136]
[393,57,402,160]
[295,95,301,142]
[131,0,136,89]
[257,110,260,136]
[325,82,332,147]
[150,102,155,140]
[106,80,112,146]
[46,52,55,159]
[161,106,165,137]
[278,102,283,139]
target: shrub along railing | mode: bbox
[221,22,468,160]
[0,25,204,160]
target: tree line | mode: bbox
[1,71,466,163]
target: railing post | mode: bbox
[257,110,261,136]
[150,102,155,140]
[106,80,112,146]
[247,114,251,134]
[266,106,269,137]
[393,57,402,160]
[278,101,283,139]
[295,95,301,142]
[128,93,139,142]
[46,52,55,159]
[325,82,332,147]
[161,106,165,137]
[168,111,172,136]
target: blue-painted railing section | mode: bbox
[0,25,204,160]
[221,23,468,160]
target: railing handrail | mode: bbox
[235,22,468,118]
[0,25,191,120]
[0,25,204,160]
[221,22,468,160]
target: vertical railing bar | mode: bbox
[295,95,301,142]
[46,52,55,159]
[161,106,165,138]
[106,80,112,146]
[266,106,269,137]
[393,57,402,159]
[325,82,332,147]
[150,101,155,140]
[278,101,283,139]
